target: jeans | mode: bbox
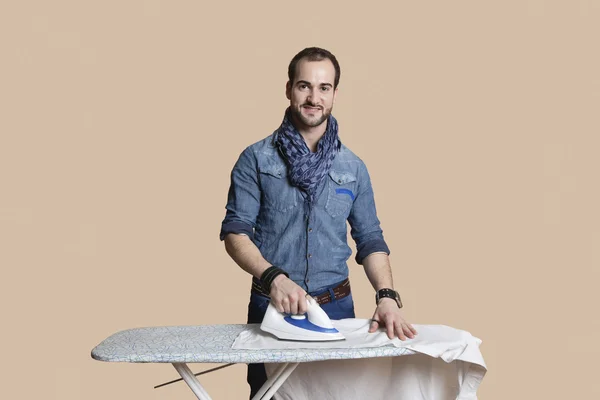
[246,282,355,399]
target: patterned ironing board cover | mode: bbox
[91,323,414,364]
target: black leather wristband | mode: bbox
[260,266,289,293]
[376,288,403,308]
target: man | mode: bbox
[219,47,417,398]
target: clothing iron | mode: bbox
[260,296,345,341]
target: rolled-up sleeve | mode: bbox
[219,147,261,241]
[348,161,390,264]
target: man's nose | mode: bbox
[307,88,319,104]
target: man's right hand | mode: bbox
[269,274,309,315]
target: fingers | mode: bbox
[373,312,398,339]
[274,292,307,315]
[290,295,299,315]
[385,315,395,340]
[279,295,303,315]
[271,277,308,315]
[292,294,308,315]
[409,324,418,336]
[405,325,415,339]
[369,313,416,341]
[394,320,407,341]
[369,317,380,333]
[298,294,312,314]
[290,291,309,315]
[280,297,289,314]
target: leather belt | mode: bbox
[251,278,351,306]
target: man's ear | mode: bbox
[332,86,339,104]
[285,81,291,100]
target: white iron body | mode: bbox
[260,296,345,341]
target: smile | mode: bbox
[303,106,321,112]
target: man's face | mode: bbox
[286,58,338,129]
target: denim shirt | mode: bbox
[220,132,390,292]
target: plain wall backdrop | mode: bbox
[1,1,599,399]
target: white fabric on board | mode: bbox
[233,319,486,399]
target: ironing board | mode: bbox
[91,323,419,400]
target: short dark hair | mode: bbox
[287,47,341,89]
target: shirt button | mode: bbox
[308,228,313,232]
[306,278,310,283]
[308,253,312,258]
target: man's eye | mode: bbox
[300,85,308,89]
[321,87,330,91]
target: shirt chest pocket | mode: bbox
[259,164,299,212]
[325,170,357,218]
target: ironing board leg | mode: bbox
[172,363,213,400]
[251,363,288,400]
[251,362,299,400]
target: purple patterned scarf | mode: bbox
[275,107,341,204]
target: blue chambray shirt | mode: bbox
[220,131,390,292]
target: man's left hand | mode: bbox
[368,298,417,340]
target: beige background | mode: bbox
[1,1,599,399]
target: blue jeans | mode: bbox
[246,283,355,399]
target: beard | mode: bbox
[290,103,332,128]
